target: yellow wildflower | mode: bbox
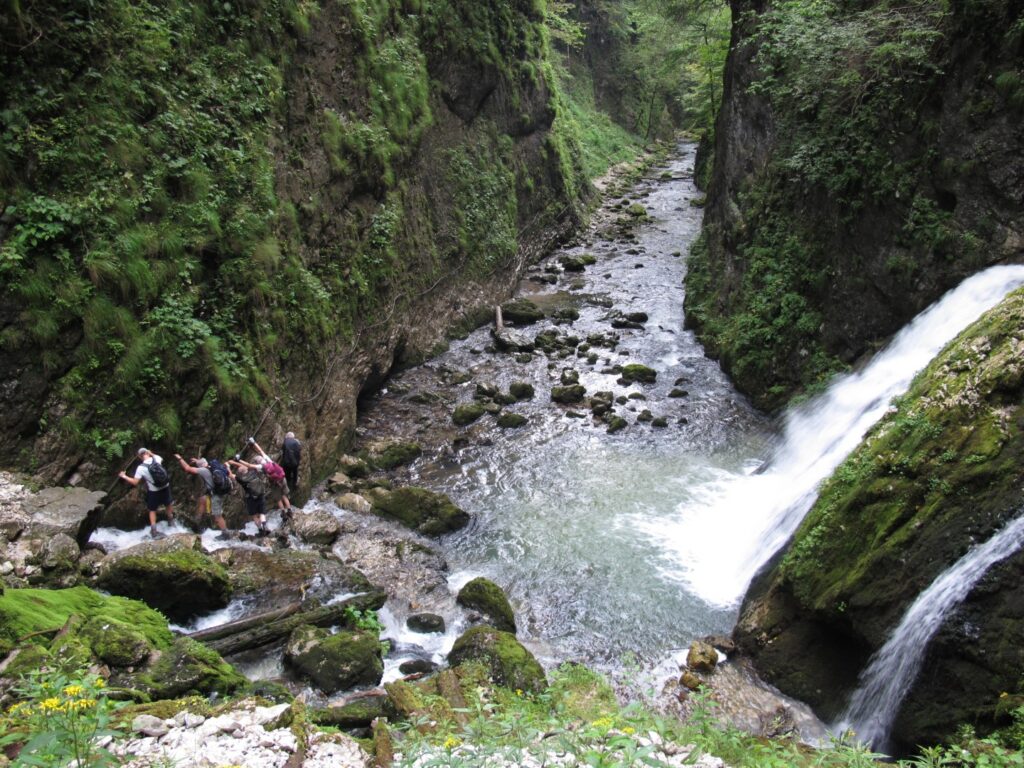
[1000,692,1009,698]
[515,689,523,697]
[6,701,25,716]
[39,697,65,714]
[591,716,614,730]
[623,726,636,735]
[63,685,84,698]
[443,736,462,750]
[94,677,106,689]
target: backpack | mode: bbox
[281,438,301,468]
[208,459,233,496]
[146,459,170,489]
[237,469,266,499]
[263,460,285,484]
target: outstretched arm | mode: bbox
[118,470,141,487]
[251,440,270,461]
[174,454,200,475]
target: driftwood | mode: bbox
[191,590,387,656]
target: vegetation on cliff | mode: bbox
[687,0,1024,410]
[736,288,1024,748]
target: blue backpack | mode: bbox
[208,459,233,496]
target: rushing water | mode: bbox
[359,142,1024,678]
[835,511,1024,750]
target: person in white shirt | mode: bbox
[118,447,175,538]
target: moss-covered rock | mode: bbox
[94,536,231,623]
[336,455,371,480]
[447,626,546,694]
[501,298,545,325]
[457,577,516,633]
[452,403,486,426]
[496,413,528,429]
[365,486,470,536]
[284,624,383,695]
[312,694,396,728]
[369,441,422,470]
[131,636,248,700]
[618,364,657,384]
[509,382,535,400]
[551,384,586,403]
[79,615,154,667]
[736,287,1024,747]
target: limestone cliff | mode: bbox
[686,0,1024,410]
[735,287,1024,749]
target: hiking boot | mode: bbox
[256,527,270,538]
[149,527,165,540]
[215,531,232,541]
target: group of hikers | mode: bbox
[116,433,303,540]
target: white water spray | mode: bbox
[651,265,1024,607]
[835,511,1024,750]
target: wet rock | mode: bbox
[407,390,443,405]
[615,395,629,405]
[758,705,798,738]
[586,296,615,309]
[407,613,445,634]
[365,486,470,535]
[559,255,588,272]
[566,410,586,418]
[652,417,669,428]
[637,410,654,423]
[491,326,535,352]
[628,392,647,400]
[452,403,486,426]
[514,353,533,364]
[509,381,535,400]
[312,695,396,728]
[551,384,586,404]
[368,440,422,470]
[336,455,371,479]
[687,640,718,673]
[292,508,342,546]
[619,363,657,384]
[474,382,500,400]
[496,413,528,429]
[669,388,689,398]
[41,533,80,573]
[560,368,580,385]
[493,392,518,405]
[327,472,354,493]
[2,481,107,546]
[529,273,558,285]
[552,307,580,323]
[95,535,231,623]
[704,634,737,655]
[399,658,438,675]
[335,492,372,515]
[448,627,546,693]
[284,624,383,695]
[501,298,545,325]
[606,416,628,434]
[132,636,247,699]
[611,315,645,330]
[457,577,516,633]
[679,671,704,691]
[625,311,649,323]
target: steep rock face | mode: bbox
[0,2,586,513]
[686,0,1024,410]
[735,288,1024,748]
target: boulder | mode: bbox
[94,535,232,623]
[457,577,516,633]
[668,388,689,398]
[496,413,528,429]
[560,368,580,385]
[368,441,422,470]
[606,416,628,434]
[335,492,372,515]
[336,455,371,479]
[327,472,353,493]
[687,640,718,673]
[399,658,438,675]
[500,298,545,325]
[41,533,80,573]
[618,363,657,384]
[284,624,383,694]
[447,626,546,693]
[312,694,396,728]
[491,327,535,352]
[509,382,535,400]
[679,671,704,691]
[0,482,107,546]
[131,636,247,700]
[291,508,342,546]
[452,403,486,426]
[474,382,500,400]
[365,486,470,535]
[407,613,445,634]
[551,384,586,404]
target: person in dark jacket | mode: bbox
[280,431,302,491]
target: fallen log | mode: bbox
[189,602,304,644]
[193,590,387,656]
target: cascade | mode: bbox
[657,265,1024,607]
[834,511,1024,750]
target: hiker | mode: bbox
[228,456,270,537]
[250,439,293,522]
[117,448,175,538]
[280,431,302,492]
[174,454,233,540]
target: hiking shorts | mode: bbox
[145,486,173,512]
[203,493,225,519]
[267,479,290,505]
[244,494,265,519]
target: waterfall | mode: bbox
[651,265,1024,608]
[834,511,1024,750]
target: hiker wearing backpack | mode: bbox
[174,454,233,541]
[280,431,302,492]
[250,439,293,522]
[117,448,175,539]
[228,457,270,537]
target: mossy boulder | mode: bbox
[336,455,371,479]
[447,627,546,693]
[312,694,396,728]
[735,287,1024,747]
[618,363,657,384]
[501,298,545,325]
[369,441,422,470]
[94,535,232,623]
[365,486,470,535]
[509,381,535,400]
[551,384,586,404]
[284,624,383,694]
[452,403,486,426]
[79,615,154,667]
[130,636,247,700]
[496,413,528,429]
[457,577,516,633]
[407,613,445,634]
[606,416,628,434]
[686,640,718,673]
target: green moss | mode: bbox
[448,626,547,694]
[496,413,528,429]
[452,403,486,426]
[619,364,657,384]
[371,441,423,470]
[134,637,247,700]
[456,577,516,633]
[367,486,470,535]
